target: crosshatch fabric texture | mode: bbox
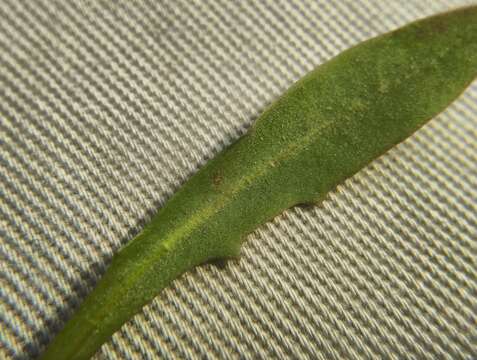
[1,0,476,359]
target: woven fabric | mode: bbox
[1,0,476,359]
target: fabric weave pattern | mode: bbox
[1,1,476,359]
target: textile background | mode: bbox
[1,0,476,359]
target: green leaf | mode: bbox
[41,6,477,359]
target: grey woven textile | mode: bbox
[1,0,476,359]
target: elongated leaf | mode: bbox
[41,6,477,359]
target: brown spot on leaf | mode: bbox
[415,18,449,39]
[212,172,223,187]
